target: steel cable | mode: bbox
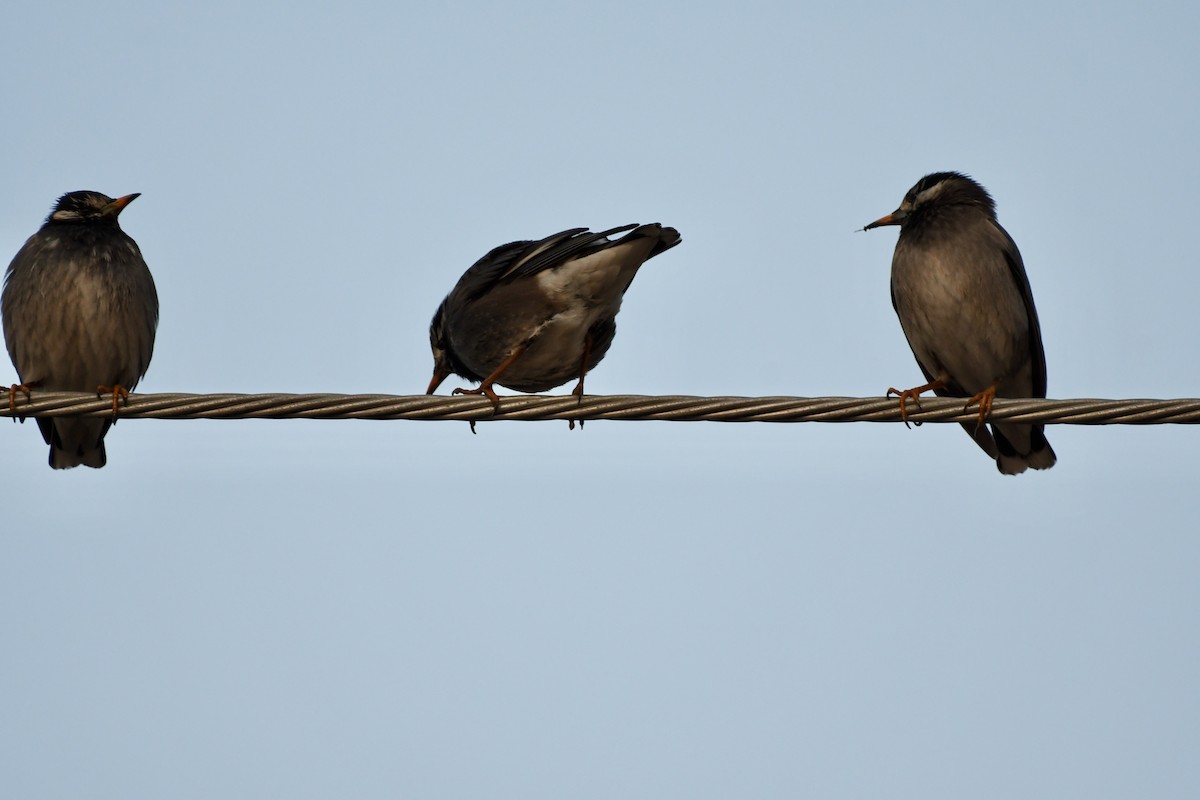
[4,392,1200,424]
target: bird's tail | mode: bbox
[992,423,1056,475]
[38,418,109,469]
[629,223,682,260]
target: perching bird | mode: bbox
[427,223,680,408]
[3,191,159,469]
[864,171,1055,474]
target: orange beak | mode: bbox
[104,193,141,217]
[426,365,450,395]
[862,210,904,231]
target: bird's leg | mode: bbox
[570,334,592,403]
[568,332,595,431]
[453,343,527,411]
[964,384,998,430]
[96,384,130,417]
[886,379,945,428]
[7,381,37,419]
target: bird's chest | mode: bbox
[9,251,152,388]
[891,249,1026,388]
[892,254,976,338]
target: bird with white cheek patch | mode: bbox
[864,172,1055,474]
[3,190,159,469]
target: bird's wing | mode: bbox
[996,222,1048,398]
[451,228,585,303]
[500,224,640,283]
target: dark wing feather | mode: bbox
[995,222,1048,398]
[450,228,590,304]
[502,223,639,283]
[449,224,649,306]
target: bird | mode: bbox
[3,190,159,469]
[863,171,1056,474]
[427,223,681,415]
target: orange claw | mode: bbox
[452,383,501,410]
[451,342,527,413]
[96,384,130,416]
[964,384,998,429]
[886,379,946,428]
[8,383,34,418]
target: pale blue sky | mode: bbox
[2,2,1199,798]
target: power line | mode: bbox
[4,392,1200,424]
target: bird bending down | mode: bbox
[427,223,681,418]
[864,172,1055,474]
[3,191,159,468]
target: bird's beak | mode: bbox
[863,210,904,231]
[103,193,141,217]
[427,365,450,395]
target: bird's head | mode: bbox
[47,191,140,227]
[864,172,994,231]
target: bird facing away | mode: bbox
[427,223,681,408]
[3,191,159,469]
[864,172,1055,474]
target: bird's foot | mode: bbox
[7,382,34,420]
[96,384,130,416]
[452,383,501,411]
[886,379,945,428]
[964,384,998,430]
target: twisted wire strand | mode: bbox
[4,391,1200,424]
